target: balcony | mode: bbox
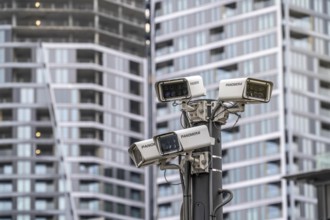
[17,19,69,27]
[12,69,32,82]
[0,1,12,9]
[79,163,101,175]
[0,145,13,157]
[79,199,100,211]
[319,81,330,97]
[155,60,174,75]
[317,153,330,169]
[35,181,55,192]
[210,47,225,62]
[0,110,12,121]
[35,163,55,175]
[0,164,13,175]
[77,70,102,85]
[319,60,330,77]
[221,2,237,18]
[289,9,311,30]
[320,102,330,117]
[76,49,102,65]
[319,67,330,76]
[80,128,103,141]
[35,199,55,210]
[290,31,311,50]
[129,61,141,76]
[13,48,32,63]
[0,199,12,211]
[254,0,274,10]
[80,109,103,123]
[0,89,13,103]
[80,90,103,105]
[321,122,330,138]
[79,181,99,192]
[0,127,12,139]
[0,181,13,193]
[35,145,54,156]
[80,145,102,157]
[209,26,225,43]
[156,40,174,56]
[35,127,53,139]
[36,109,51,121]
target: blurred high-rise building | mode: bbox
[151,0,330,219]
[0,1,151,220]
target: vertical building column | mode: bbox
[118,6,123,51]
[94,0,99,44]
[68,0,73,26]
[12,0,17,26]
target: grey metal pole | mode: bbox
[191,100,222,220]
[183,161,191,220]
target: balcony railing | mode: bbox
[319,67,330,76]
[317,153,330,169]
[320,88,330,97]
[290,17,311,30]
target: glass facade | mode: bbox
[0,0,150,218]
[0,39,149,219]
[152,0,330,219]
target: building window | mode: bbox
[131,207,142,218]
[17,197,30,211]
[104,201,113,212]
[129,80,141,95]
[104,183,113,195]
[117,169,125,180]
[0,199,12,211]
[159,203,172,217]
[0,181,12,193]
[117,203,126,215]
[117,186,126,198]
[130,172,142,184]
[130,119,141,132]
[130,189,142,201]
[129,61,140,76]
[129,100,141,115]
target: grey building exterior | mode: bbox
[151,0,330,219]
[0,1,151,220]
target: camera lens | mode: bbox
[157,133,180,155]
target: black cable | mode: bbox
[180,111,191,128]
[163,164,182,186]
[230,113,241,131]
[211,189,233,219]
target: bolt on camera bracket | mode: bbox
[190,151,210,174]
[182,100,245,124]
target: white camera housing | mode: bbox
[128,139,167,168]
[153,125,214,156]
[218,77,273,103]
[155,75,206,102]
[128,125,214,168]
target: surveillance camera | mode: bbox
[128,139,166,168]
[218,77,273,103]
[128,125,214,168]
[153,125,214,156]
[155,75,206,102]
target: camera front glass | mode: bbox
[160,81,189,100]
[157,133,181,155]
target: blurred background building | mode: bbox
[151,0,330,219]
[0,0,150,220]
[1,0,330,220]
